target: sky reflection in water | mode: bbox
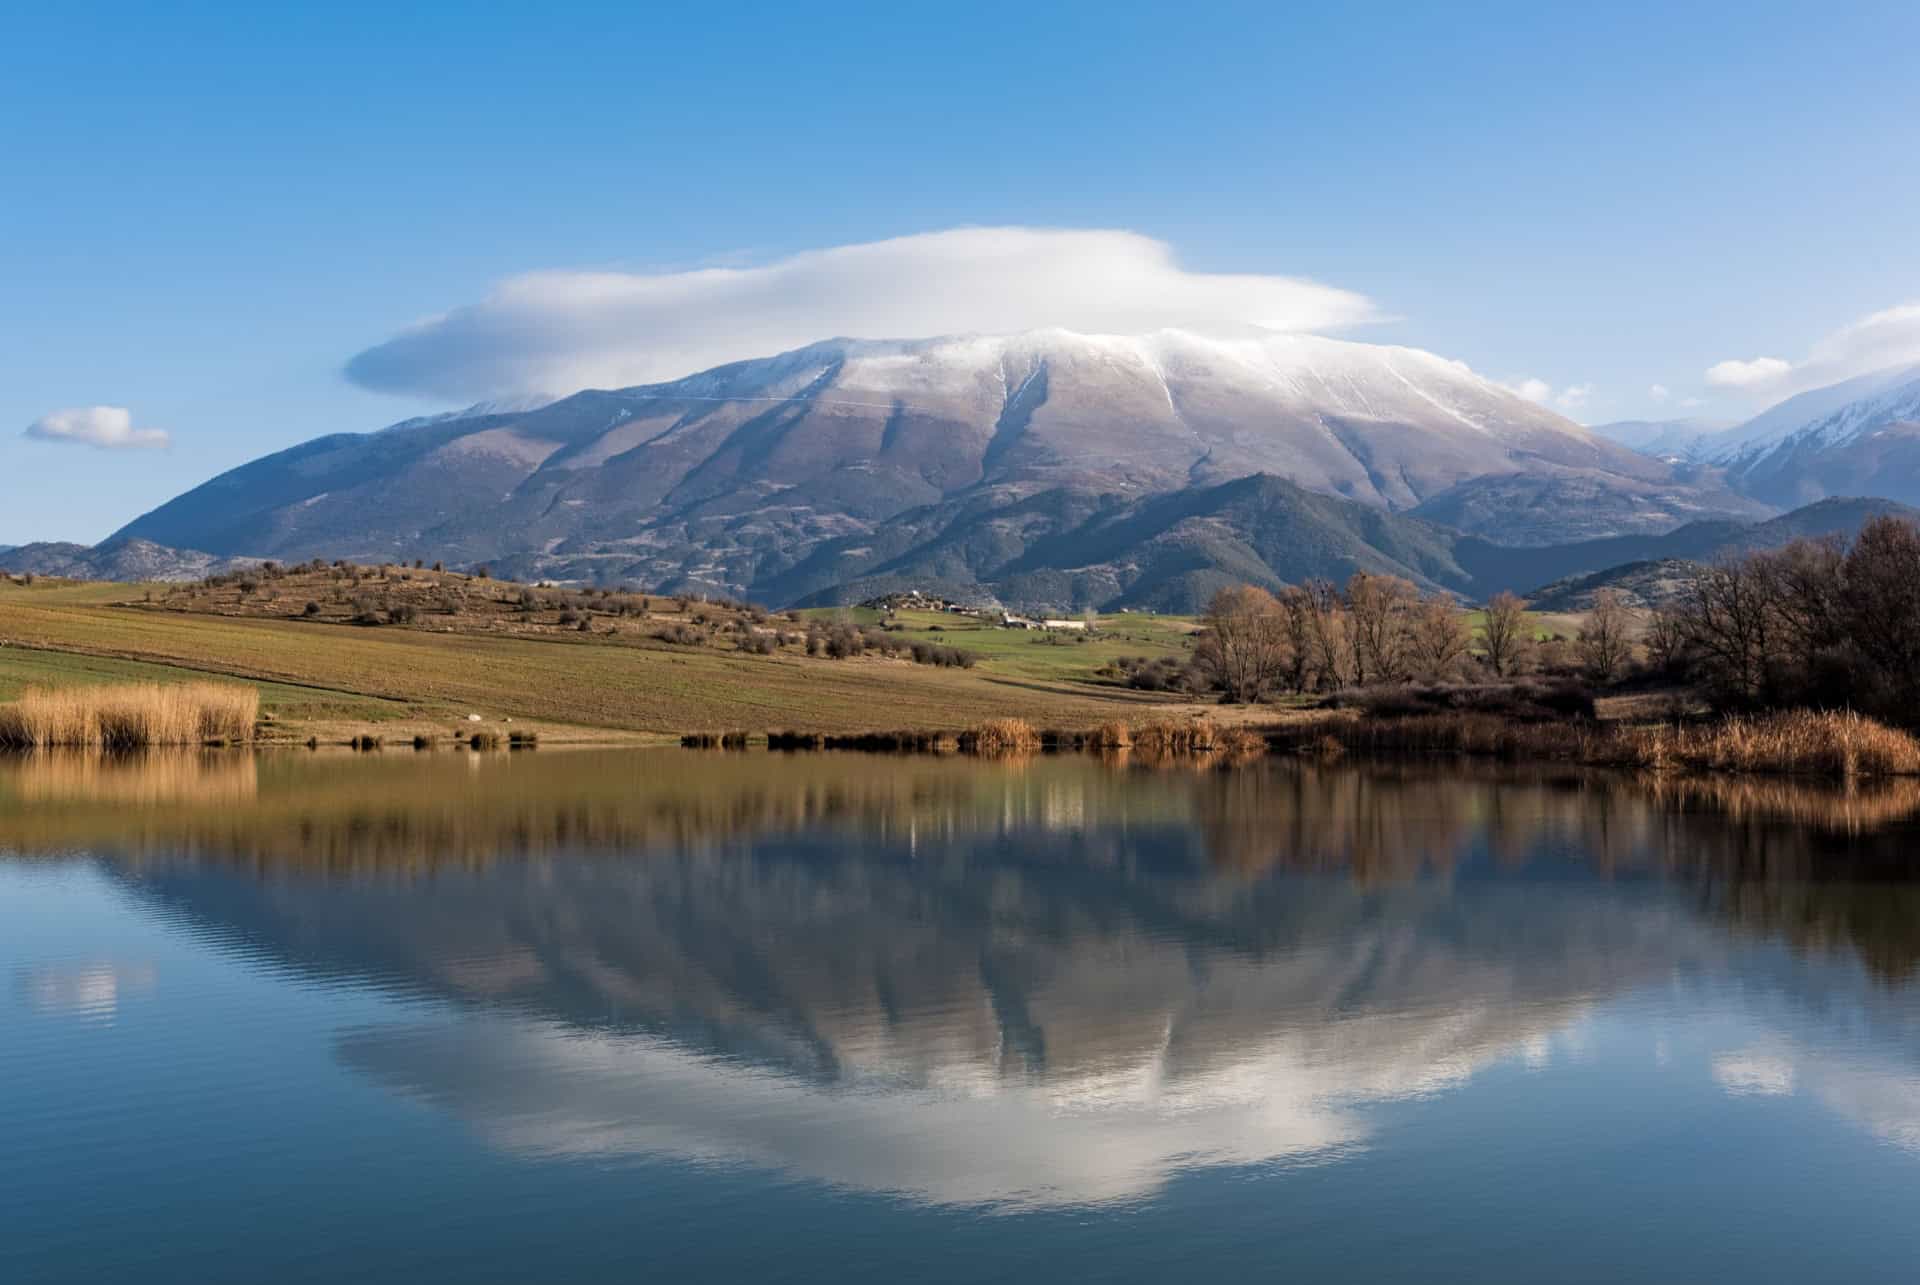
[5,749,1920,1280]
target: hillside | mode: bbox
[1524,559,1706,613]
[108,329,1747,607]
[1456,496,1920,597]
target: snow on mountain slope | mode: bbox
[111,328,1730,598]
[1703,362,1920,464]
[1725,369,1920,507]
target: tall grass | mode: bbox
[1282,708,1920,780]
[958,718,1040,754]
[1131,719,1222,754]
[0,683,257,750]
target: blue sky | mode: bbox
[4,0,1918,544]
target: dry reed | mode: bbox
[958,717,1040,754]
[1131,718,1221,755]
[1285,708,1920,780]
[0,683,257,750]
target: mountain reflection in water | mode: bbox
[6,749,1920,1212]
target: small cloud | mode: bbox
[1703,300,1920,400]
[1705,356,1793,390]
[1499,376,1554,404]
[1498,376,1591,416]
[1680,396,1706,408]
[25,406,170,451]
[344,227,1381,402]
[1555,383,1595,413]
[1648,383,1670,403]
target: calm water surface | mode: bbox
[5,749,1920,1282]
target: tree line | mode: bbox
[1187,515,1920,728]
[1652,515,1920,726]
[1191,573,1608,703]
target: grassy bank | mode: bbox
[0,682,257,749]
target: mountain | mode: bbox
[0,537,257,582]
[1702,363,1920,466]
[112,329,1752,606]
[764,473,1475,610]
[1455,496,1920,598]
[1718,368,1920,508]
[1589,417,1735,458]
[1594,366,1920,513]
[1406,467,1769,545]
[1523,559,1706,613]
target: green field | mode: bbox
[0,581,1175,738]
[836,607,1199,680]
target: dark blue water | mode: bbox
[5,751,1920,1281]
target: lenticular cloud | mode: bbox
[344,228,1378,403]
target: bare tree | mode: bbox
[1194,585,1291,702]
[1480,591,1531,677]
[1276,585,1317,693]
[1643,606,1691,676]
[1576,589,1634,682]
[1302,579,1351,691]
[1407,597,1473,682]
[1835,516,1920,691]
[1760,536,1845,675]
[1682,557,1776,704]
[1345,572,1418,686]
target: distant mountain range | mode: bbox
[1588,416,1735,459]
[0,538,257,583]
[17,331,1920,612]
[1596,363,1920,508]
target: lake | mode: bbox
[5,748,1920,1282]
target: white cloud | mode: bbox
[1497,375,1592,416]
[1500,376,1554,404]
[24,406,170,451]
[1648,383,1670,403]
[1704,301,1920,399]
[1705,356,1793,389]
[344,227,1381,402]
[1555,382,1595,413]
